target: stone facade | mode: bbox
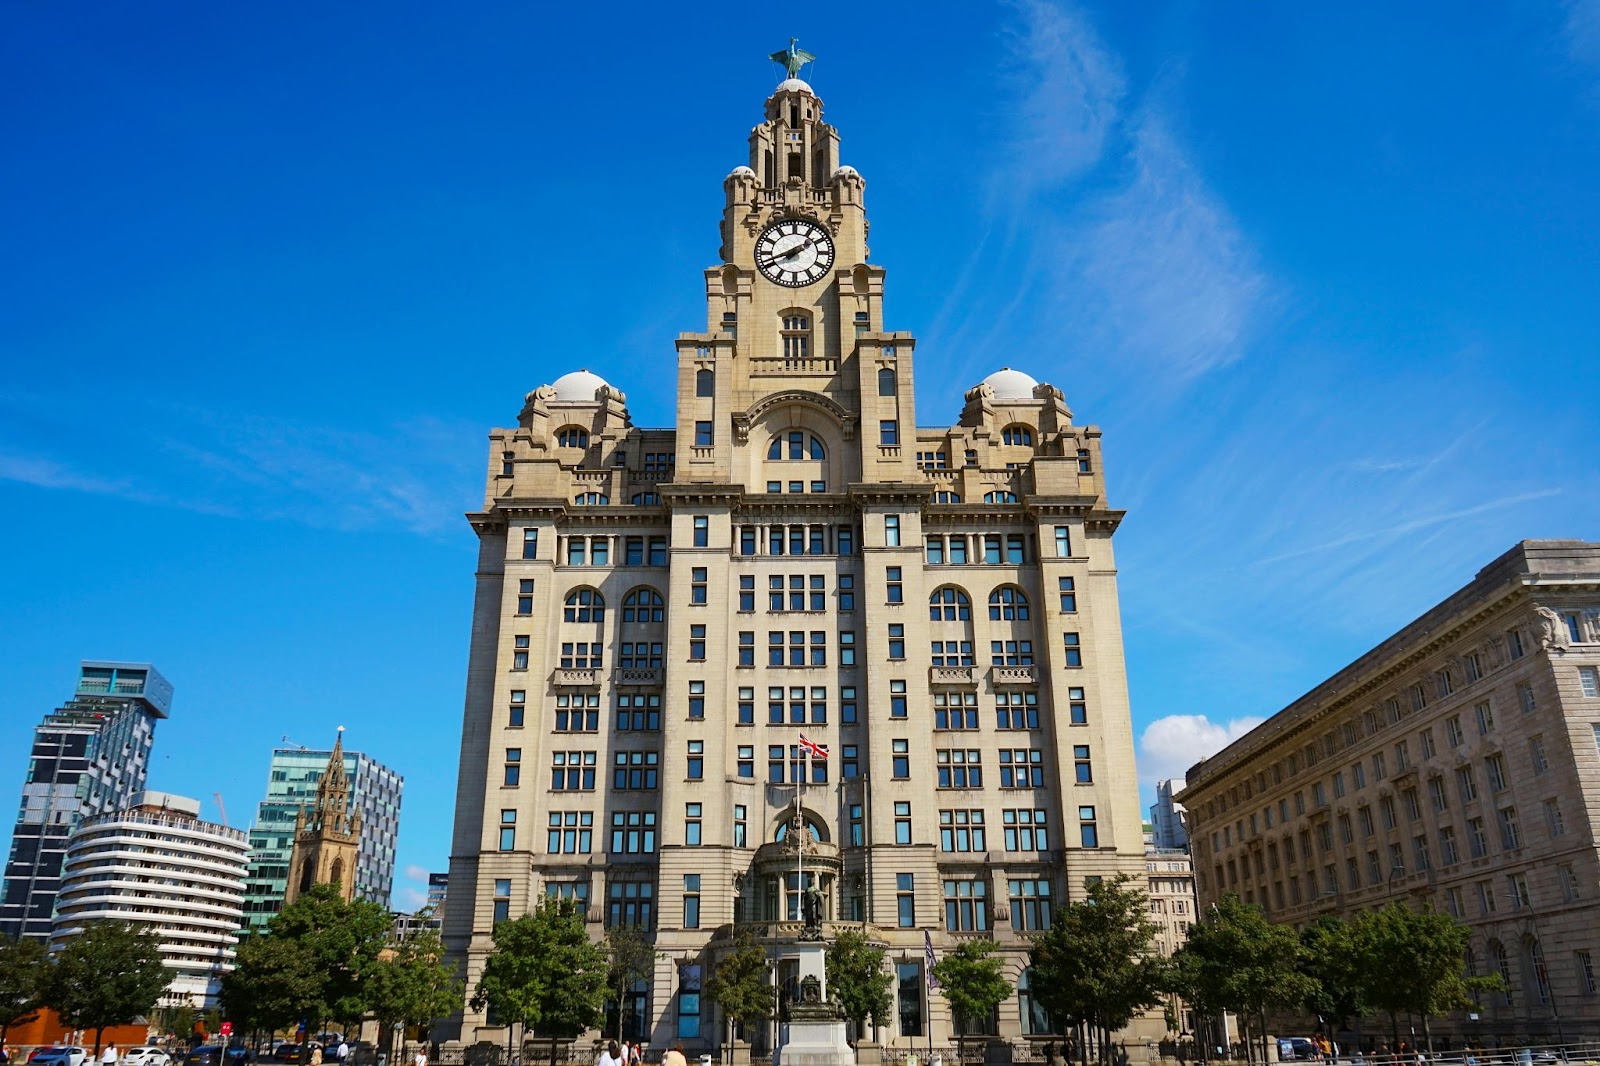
[1146,848,1197,1034]
[1178,540,1600,1042]
[443,65,1152,1054]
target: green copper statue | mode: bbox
[770,38,816,80]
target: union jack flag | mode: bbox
[798,733,829,759]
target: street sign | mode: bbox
[220,1023,233,1037]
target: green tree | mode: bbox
[153,1003,199,1047]
[1299,917,1368,1036]
[603,925,660,1043]
[0,935,50,1047]
[704,934,774,1047]
[825,929,893,1041]
[1030,875,1168,1064]
[1354,903,1495,1052]
[267,883,394,1035]
[1170,895,1316,1065]
[46,921,171,1055]
[365,923,463,1058]
[469,898,608,1066]
[221,933,320,1038]
[931,939,1012,1060]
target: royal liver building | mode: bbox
[444,53,1149,1054]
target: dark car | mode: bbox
[185,1048,251,1066]
[271,1047,317,1064]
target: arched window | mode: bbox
[1490,939,1514,1005]
[622,587,665,624]
[329,857,344,887]
[774,814,827,843]
[695,368,714,397]
[573,492,609,505]
[767,431,826,460]
[983,491,1018,504]
[563,588,605,623]
[630,492,660,506]
[1001,424,1034,447]
[878,367,896,396]
[556,426,589,449]
[932,491,962,504]
[930,587,972,622]
[1527,936,1551,1006]
[989,587,1030,621]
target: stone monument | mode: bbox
[773,908,852,1066]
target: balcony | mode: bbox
[991,665,1037,685]
[930,666,976,685]
[614,667,663,687]
[553,669,600,688]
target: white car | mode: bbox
[125,1049,172,1066]
[30,1049,87,1066]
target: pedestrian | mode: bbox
[310,1047,322,1066]
[413,1049,427,1066]
[102,1047,118,1066]
[631,1045,645,1066]
[336,1042,349,1066]
[662,1046,687,1066]
[598,1042,621,1066]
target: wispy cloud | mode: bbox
[1063,113,1273,380]
[404,863,431,882]
[0,394,480,536]
[1562,0,1600,66]
[1138,713,1265,788]
[999,0,1125,193]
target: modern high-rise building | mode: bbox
[443,53,1152,1053]
[1,661,171,941]
[1150,779,1189,852]
[241,738,403,932]
[52,791,248,1009]
[1179,540,1600,1043]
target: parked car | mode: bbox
[184,1047,250,1066]
[29,1049,87,1066]
[1279,1038,1319,1062]
[271,1046,317,1064]
[125,1049,172,1066]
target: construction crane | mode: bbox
[213,792,229,827]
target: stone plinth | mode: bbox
[773,943,853,1066]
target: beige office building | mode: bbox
[1179,540,1600,1043]
[442,58,1153,1054]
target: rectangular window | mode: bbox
[935,748,983,789]
[885,514,901,546]
[1580,665,1600,698]
[849,803,865,847]
[683,875,701,930]
[938,809,987,852]
[546,811,594,854]
[609,812,658,856]
[892,739,910,779]
[925,536,945,565]
[1062,632,1082,667]
[685,803,703,846]
[690,567,708,604]
[943,879,989,932]
[517,578,534,615]
[550,751,598,791]
[983,535,1002,564]
[841,685,858,725]
[689,624,706,661]
[838,574,855,611]
[1530,735,1549,775]
[692,515,708,547]
[1518,681,1537,715]
[606,878,654,926]
[493,878,512,923]
[1498,806,1521,850]
[1054,526,1071,557]
[937,690,981,730]
[694,421,713,446]
[948,535,968,565]
[499,809,517,851]
[734,804,748,848]
[880,420,899,446]
[1486,753,1508,792]
[887,623,905,660]
[1476,700,1494,734]
[1467,816,1489,858]
[503,747,522,787]
[1058,576,1076,612]
[886,566,903,603]
[738,631,755,667]
[1545,797,1566,837]
[894,802,912,845]
[1439,826,1459,865]
[521,527,538,559]
[839,630,857,666]
[1003,808,1049,851]
[1078,806,1099,848]
[890,679,907,719]
[1580,951,1598,995]
[611,751,660,790]
[896,873,916,927]
[686,740,704,780]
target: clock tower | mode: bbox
[444,47,1152,1057]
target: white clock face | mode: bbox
[755,219,835,287]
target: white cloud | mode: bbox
[1065,113,1273,379]
[1138,713,1264,788]
[395,886,428,912]
[1000,0,1126,190]
[404,863,432,882]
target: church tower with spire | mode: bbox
[444,46,1151,1055]
[285,728,362,905]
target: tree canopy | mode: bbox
[825,929,894,1036]
[931,938,1012,1045]
[704,934,774,1042]
[48,922,171,1054]
[365,922,463,1043]
[1030,875,1168,1061]
[0,936,50,1043]
[469,899,608,1042]
[603,925,660,1043]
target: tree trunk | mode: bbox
[95,1025,107,1058]
[1420,1014,1431,1056]
[549,1034,559,1066]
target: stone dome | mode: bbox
[832,165,860,181]
[549,369,611,402]
[979,367,1041,400]
[775,77,814,95]
[728,165,756,180]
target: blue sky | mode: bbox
[3,2,1597,910]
